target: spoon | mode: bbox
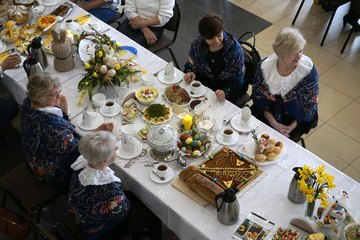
[151,170,165,181]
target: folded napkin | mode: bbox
[164,61,174,81]
[75,14,91,25]
[241,106,251,127]
[82,107,94,126]
[120,135,136,153]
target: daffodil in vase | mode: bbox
[297,165,336,218]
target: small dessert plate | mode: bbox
[216,131,239,146]
[41,0,59,7]
[150,168,174,184]
[116,137,143,159]
[158,70,182,84]
[230,115,261,133]
[99,102,121,117]
[77,112,104,131]
[186,85,207,98]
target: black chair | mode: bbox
[340,27,358,53]
[292,0,351,46]
[0,162,61,223]
[147,1,181,69]
[235,32,262,108]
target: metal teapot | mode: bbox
[215,188,239,225]
[287,167,306,204]
[27,37,48,69]
[23,53,44,79]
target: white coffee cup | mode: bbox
[221,128,234,143]
[92,93,106,107]
[141,73,155,85]
[190,81,203,94]
[154,163,169,178]
[65,19,77,30]
[104,100,116,113]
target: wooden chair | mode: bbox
[292,0,351,46]
[147,1,181,69]
[0,162,62,224]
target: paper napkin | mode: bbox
[75,14,91,25]
[164,61,174,81]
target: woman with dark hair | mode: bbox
[343,0,360,31]
[251,27,319,143]
[183,13,247,104]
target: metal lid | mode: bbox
[148,125,177,147]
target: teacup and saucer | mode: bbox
[100,100,121,117]
[187,81,206,98]
[150,162,174,183]
[216,127,239,146]
[116,134,142,159]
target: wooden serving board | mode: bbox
[171,177,209,207]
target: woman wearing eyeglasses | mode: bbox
[183,13,247,104]
[21,73,113,192]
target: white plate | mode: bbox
[150,168,174,184]
[116,137,143,159]
[99,102,121,117]
[0,42,7,53]
[158,70,182,84]
[82,21,105,33]
[79,39,94,62]
[237,140,284,166]
[230,115,260,133]
[40,0,59,7]
[216,131,239,146]
[77,112,104,131]
[186,85,207,98]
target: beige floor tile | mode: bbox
[254,25,282,53]
[357,96,360,103]
[342,165,360,183]
[350,155,360,173]
[318,82,352,122]
[319,60,360,99]
[228,0,254,8]
[305,42,341,74]
[255,46,271,60]
[343,36,360,65]
[306,123,360,167]
[328,101,360,142]
[244,0,297,23]
[302,119,324,140]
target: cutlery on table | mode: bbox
[0,48,15,60]
[151,170,165,181]
[152,68,165,77]
[124,149,147,168]
[74,14,91,23]
[223,110,241,126]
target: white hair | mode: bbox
[272,27,306,56]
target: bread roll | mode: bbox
[179,165,198,181]
[255,154,267,162]
[186,173,223,207]
[266,152,278,161]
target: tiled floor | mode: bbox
[229,0,360,182]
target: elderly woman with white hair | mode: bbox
[69,131,162,240]
[21,73,113,192]
[251,27,319,142]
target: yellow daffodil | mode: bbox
[84,62,90,69]
[115,64,120,70]
[98,51,103,57]
[93,72,98,78]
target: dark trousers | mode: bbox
[0,98,18,128]
[117,19,164,47]
[349,0,360,18]
[102,191,162,240]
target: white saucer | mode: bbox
[77,112,104,131]
[99,103,121,117]
[230,115,260,133]
[82,22,105,33]
[216,131,239,146]
[150,168,174,184]
[186,85,207,98]
[116,137,143,159]
[158,70,182,84]
[41,0,59,6]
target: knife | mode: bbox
[0,48,16,59]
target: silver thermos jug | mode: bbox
[27,37,48,69]
[23,54,44,79]
[215,188,239,225]
[287,167,306,204]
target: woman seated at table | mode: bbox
[183,13,247,105]
[117,0,175,47]
[71,0,119,23]
[251,27,319,142]
[69,131,162,240]
[21,73,113,192]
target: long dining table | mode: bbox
[2,2,360,240]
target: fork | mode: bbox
[152,68,165,77]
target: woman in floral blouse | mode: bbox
[21,73,112,192]
[69,131,162,240]
[251,27,318,142]
[184,13,247,104]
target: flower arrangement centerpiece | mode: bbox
[297,165,336,218]
[75,31,140,101]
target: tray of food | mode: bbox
[121,99,140,122]
[177,129,211,158]
[164,85,191,107]
[50,3,73,18]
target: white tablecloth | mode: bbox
[2,3,360,240]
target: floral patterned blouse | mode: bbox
[21,97,80,189]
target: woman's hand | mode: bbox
[129,17,144,29]
[1,54,21,71]
[97,123,114,132]
[215,90,226,101]
[141,27,158,45]
[275,121,297,137]
[59,94,68,115]
[183,72,196,84]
